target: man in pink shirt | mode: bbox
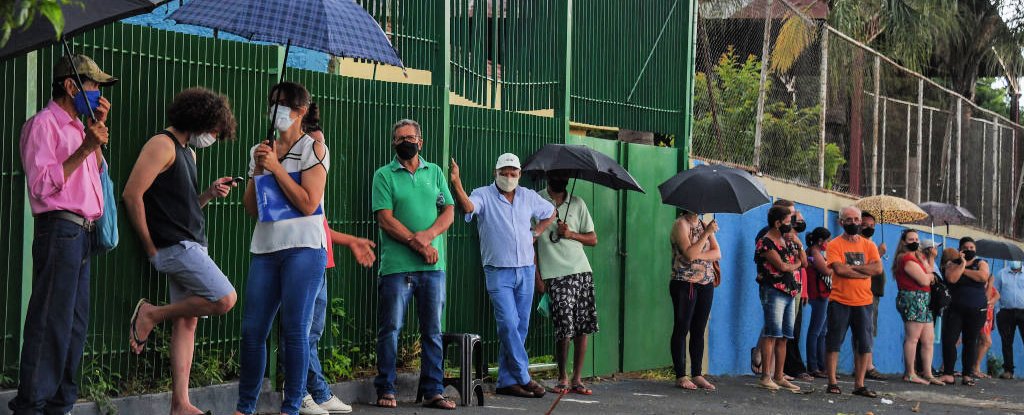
[10,54,116,415]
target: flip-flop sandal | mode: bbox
[129,298,151,352]
[826,384,841,394]
[376,394,397,408]
[962,377,977,386]
[852,387,877,398]
[570,384,593,395]
[550,383,570,394]
[422,396,456,410]
[692,377,717,391]
[925,377,945,386]
[750,347,762,374]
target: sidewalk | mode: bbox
[328,374,1024,415]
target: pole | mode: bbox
[752,0,774,169]
[905,103,911,198]
[266,39,292,145]
[881,99,887,194]
[871,56,880,195]
[956,99,962,206]
[914,79,923,202]
[993,121,1000,232]
[926,109,933,202]
[817,28,829,188]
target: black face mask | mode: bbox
[860,226,875,238]
[963,250,977,261]
[793,220,807,233]
[843,223,861,236]
[906,242,920,252]
[395,141,418,161]
[778,223,793,234]
[548,180,568,194]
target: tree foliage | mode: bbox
[1,0,78,48]
[694,47,846,188]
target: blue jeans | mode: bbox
[805,298,829,372]
[374,271,446,398]
[761,288,797,339]
[306,275,333,403]
[484,265,535,388]
[9,217,92,415]
[236,248,326,415]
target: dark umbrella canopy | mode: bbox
[914,201,976,226]
[522,144,644,193]
[975,239,1024,261]
[1,0,169,60]
[658,164,770,214]
[169,0,403,67]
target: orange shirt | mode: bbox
[825,235,881,306]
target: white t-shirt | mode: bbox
[247,135,329,254]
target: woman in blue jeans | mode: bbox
[236,82,330,415]
[804,227,831,378]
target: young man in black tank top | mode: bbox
[122,88,239,415]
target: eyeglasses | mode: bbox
[395,135,421,143]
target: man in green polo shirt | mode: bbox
[535,171,599,396]
[370,119,456,410]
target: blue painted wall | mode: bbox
[121,2,329,72]
[708,202,1024,377]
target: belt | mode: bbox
[39,210,96,231]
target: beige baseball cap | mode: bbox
[53,54,118,86]
[495,153,520,169]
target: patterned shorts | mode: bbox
[549,272,599,340]
[896,290,933,323]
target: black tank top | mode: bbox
[951,259,987,309]
[143,131,207,248]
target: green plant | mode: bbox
[694,48,845,186]
[79,359,120,414]
[987,353,1004,377]
[320,297,376,382]
[1,0,81,47]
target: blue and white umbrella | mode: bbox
[168,0,404,141]
[169,0,403,67]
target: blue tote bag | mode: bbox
[97,160,119,252]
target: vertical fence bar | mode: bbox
[950,98,958,204]
[993,121,1000,231]
[913,79,923,202]
[981,119,987,227]
[904,103,910,198]
[751,0,773,169]
[881,98,887,194]
[817,28,828,188]
[926,109,933,202]
[871,55,880,195]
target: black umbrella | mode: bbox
[522,144,644,243]
[0,0,169,61]
[522,144,645,193]
[975,239,1024,261]
[658,164,770,214]
[914,201,977,237]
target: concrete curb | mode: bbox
[1,373,429,414]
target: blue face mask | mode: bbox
[72,89,102,117]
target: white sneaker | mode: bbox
[317,395,353,414]
[300,394,329,415]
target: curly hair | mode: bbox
[167,88,236,140]
[302,101,321,133]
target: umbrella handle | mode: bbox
[266,39,293,145]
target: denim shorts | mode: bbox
[761,287,798,339]
[151,240,234,303]
[825,301,874,353]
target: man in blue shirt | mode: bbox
[995,260,1024,379]
[450,153,556,398]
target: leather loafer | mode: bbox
[523,380,547,398]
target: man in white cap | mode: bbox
[450,153,556,398]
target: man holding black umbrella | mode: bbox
[534,171,599,395]
[11,54,116,415]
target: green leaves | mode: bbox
[0,0,81,48]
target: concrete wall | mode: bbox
[706,174,1024,376]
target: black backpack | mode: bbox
[930,272,952,316]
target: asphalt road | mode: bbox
[331,374,1024,415]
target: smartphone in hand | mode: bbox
[232,176,245,186]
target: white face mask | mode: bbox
[269,104,294,132]
[189,132,216,148]
[495,175,519,192]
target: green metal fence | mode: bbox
[0,0,696,397]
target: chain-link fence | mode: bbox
[693,0,1023,237]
